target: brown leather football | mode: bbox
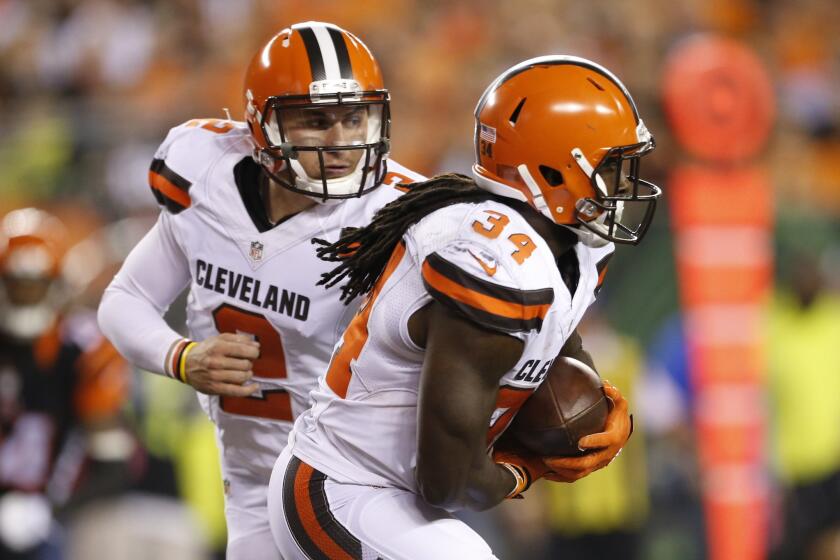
[508,356,609,457]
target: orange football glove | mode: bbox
[542,380,633,483]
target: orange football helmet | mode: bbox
[0,208,68,340]
[243,21,390,200]
[472,56,661,245]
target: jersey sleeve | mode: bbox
[148,119,242,213]
[420,240,555,336]
[407,201,554,337]
[97,212,191,377]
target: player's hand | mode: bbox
[541,380,632,482]
[184,333,261,397]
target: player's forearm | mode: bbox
[416,439,515,512]
[416,400,518,512]
[462,455,521,511]
[98,215,192,377]
[98,281,184,376]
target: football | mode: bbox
[506,356,609,457]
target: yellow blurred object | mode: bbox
[137,374,227,550]
[768,293,840,484]
[0,109,73,198]
[542,334,649,535]
[174,416,228,551]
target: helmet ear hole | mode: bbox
[539,165,564,187]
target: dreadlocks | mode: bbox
[313,173,497,303]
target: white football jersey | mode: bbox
[148,119,425,475]
[289,199,614,491]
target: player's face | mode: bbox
[597,157,633,198]
[283,106,369,179]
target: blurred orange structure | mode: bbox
[665,35,775,560]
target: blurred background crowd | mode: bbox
[1,0,839,558]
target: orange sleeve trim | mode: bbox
[422,261,549,322]
[149,170,191,209]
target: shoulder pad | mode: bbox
[421,243,554,334]
[149,119,249,214]
[412,203,555,334]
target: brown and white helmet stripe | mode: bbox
[293,22,355,82]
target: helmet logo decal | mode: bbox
[479,123,496,158]
[479,123,497,143]
[310,79,362,97]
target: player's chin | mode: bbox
[322,166,354,179]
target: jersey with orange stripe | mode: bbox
[107,118,423,468]
[288,199,614,492]
[99,118,424,555]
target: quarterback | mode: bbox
[98,22,424,559]
[268,56,660,559]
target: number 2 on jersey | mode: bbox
[212,304,292,422]
[186,118,235,134]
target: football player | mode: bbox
[268,56,661,559]
[97,22,425,559]
[0,208,132,558]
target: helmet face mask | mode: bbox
[575,140,660,245]
[244,22,391,201]
[471,55,662,246]
[258,90,390,200]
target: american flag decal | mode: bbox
[479,123,497,143]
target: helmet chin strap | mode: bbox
[516,164,553,220]
[561,220,613,248]
[253,144,384,204]
[289,155,373,201]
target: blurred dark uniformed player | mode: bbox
[0,208,132,559]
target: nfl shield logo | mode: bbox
[249,241,264,261]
